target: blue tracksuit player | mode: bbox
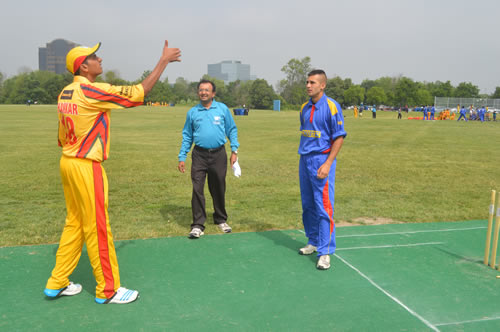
[298,70,346,270]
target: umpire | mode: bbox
[178,79,239,239]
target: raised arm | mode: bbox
[141,40,181,96]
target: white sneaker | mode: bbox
[298,244,317,255]
[217,222,232,233]
[95,287,139,304]
[317,255,331,270]
[44,281,82,298]
[189,227,204,239]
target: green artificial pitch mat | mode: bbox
[1,220,499,331]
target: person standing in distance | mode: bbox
[298,70,346,270]
[457,105,468,121]
[178,79,239,239]
[44,41,181,304]
[430,105,435,120]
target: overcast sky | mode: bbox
[1,0,499,93]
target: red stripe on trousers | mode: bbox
[92,161,115,298]
[322,180,335,233]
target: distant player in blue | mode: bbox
[430,105,435,120]
[298,69,346,270]
[480,106,485,122]
[423,106,428,120]
[457,106,468,121]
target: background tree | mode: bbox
[325,76,351,106]
[249,79,276,109]
[344,85,365,106]
[491,87,500,99]
[279,57,312,106]
[374,76,398,105]
[103,70,129,85]
[226,80,251,107]
[365,86,387,106]
[394,77,417,106]
[171,77,190,104]
[454,82,480,98]
[414,88,433,106]
[360,79,377,93]
[147,77,173,103]
[0,72,4,102]
[426,80,454,98]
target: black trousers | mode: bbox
[190,145,227,230]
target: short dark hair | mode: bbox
[197,79,216,92]
[308,69,327,80]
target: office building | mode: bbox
[207,60,253,84]
[39,39,78,74]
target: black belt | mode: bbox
[194,145,224,153]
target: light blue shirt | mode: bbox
[178,100,239,162]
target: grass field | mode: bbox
[1,105,500,247]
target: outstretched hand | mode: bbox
[162,40,181,63]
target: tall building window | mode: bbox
[207,60,253,84]
[39,39,78,74]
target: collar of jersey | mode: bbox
[73,76,92,84]
[196,99,218,111]
[308,93,327,108]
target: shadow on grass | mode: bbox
[159,204,192,228]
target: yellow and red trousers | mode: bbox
[46,155,120,299]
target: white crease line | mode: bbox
[337,242,444,251]
[335,253,440,332]
[335,226,487,238]
[435,316,500,327]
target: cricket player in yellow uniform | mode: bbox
[44,40,181,304]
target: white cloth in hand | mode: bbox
[232,159,241,178]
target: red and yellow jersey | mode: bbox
[57,76,144,162]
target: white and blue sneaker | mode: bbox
[217,222,232,233]
[95,287,139,304]
[299,244,317,255]
[316,255,331,270]
[44,281,82,298]
[188,227,204,239]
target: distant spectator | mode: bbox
[372,105,376,119]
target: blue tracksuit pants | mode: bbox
[457,113,468,121]
[299,153,337,256]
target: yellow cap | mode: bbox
[66,42,101,74]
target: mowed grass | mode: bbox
[1,105,500,246]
